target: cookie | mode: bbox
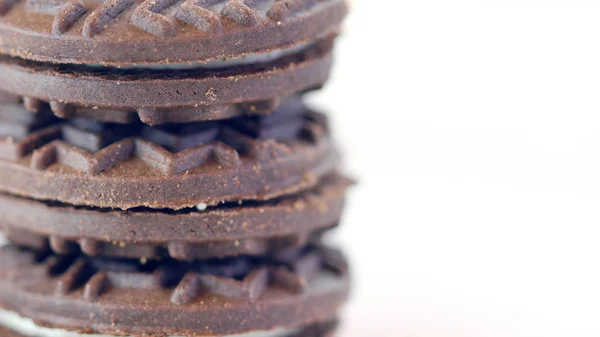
[0,245,349,336]
[1,174,351,260]
[0,96,336,209]
[0,0,347,65]
[0,321,339,337]
[0,38,332,124]
[0,90,309,126]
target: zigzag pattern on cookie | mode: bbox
[130,0,328,38]
[0,101,325,176]
[4,224,331,260]
[2,245,348,304]
[82,0,134,37]
[6,0,332,37]
[0,92,282,125]
[0,0,18,14]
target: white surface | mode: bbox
[313,1,600,336]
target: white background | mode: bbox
[310,1,600,336]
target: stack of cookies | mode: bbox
[0,0,350,336]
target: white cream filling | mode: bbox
[0,309,300,337]
[95,42,313,71]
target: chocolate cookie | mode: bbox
[1,321,339,337]
[0,245,349,336]
[0,96,336,209]
[1,174,351,260]
[0,0,347,65]
[0,320,339,337]
[0,38,332,123]
[0,90,307,126]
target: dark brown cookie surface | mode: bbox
[0,320,339,337]
[0,0,347,65]
[0,245,349,336]
[0,97,336,209]
[0,321,339,337]
[0,39,332,117]
[0,90,304,126]
[1,175,351,260]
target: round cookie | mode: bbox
[0,245,349,337]
[0,0,347,65]
[0,321,340,337]
[0,96,337,209]
[0,90,289,126]
[1,175,351,260]
[0,38,332,123]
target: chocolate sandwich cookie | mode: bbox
[0,97,336,209]
[0,245,349,336]
[0,0,347,65]
[0,90,305,127]
[0,321,340,337]
[0,321,339,337]
[0,38,332,124]
[1,175,351,260]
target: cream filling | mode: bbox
[96,42,313,71]
[0,309,300,337]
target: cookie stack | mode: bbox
[0,0,350,336]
